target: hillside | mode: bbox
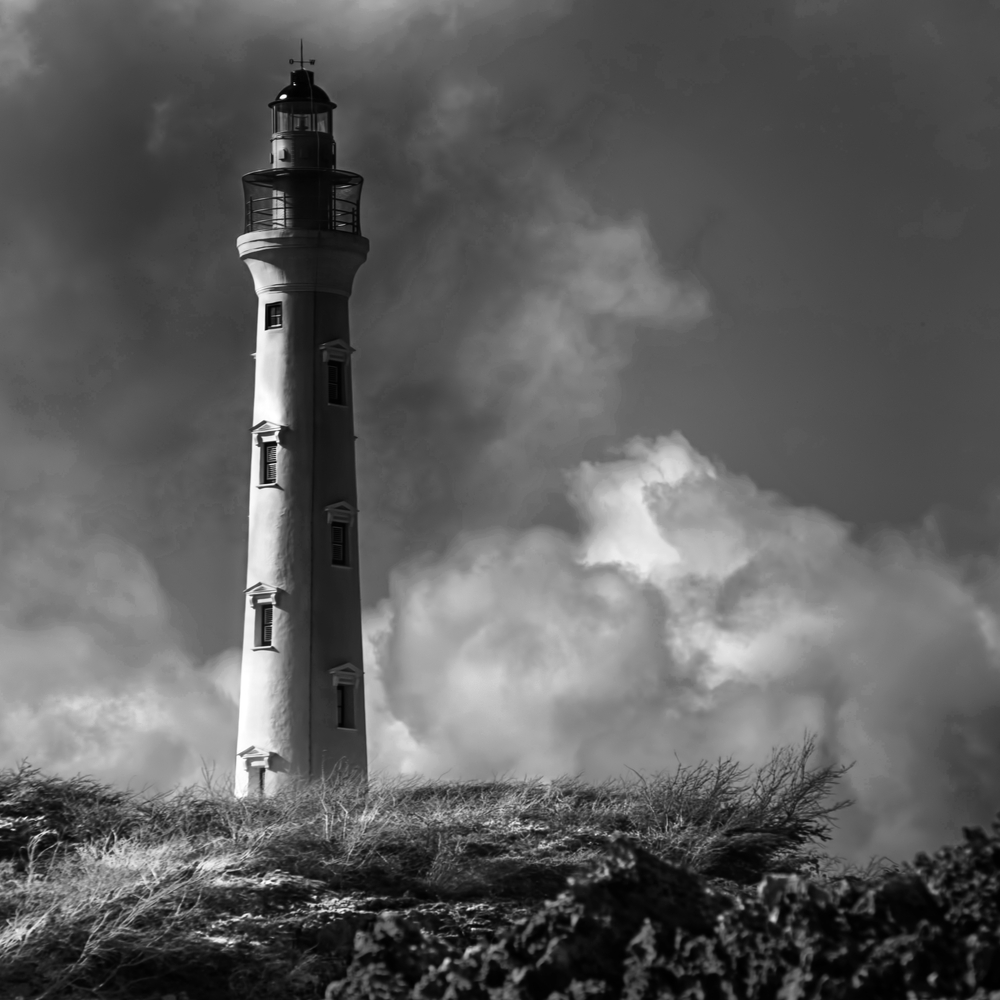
[1,738,994,999]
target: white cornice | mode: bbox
[250,420,285,445]
[244,582,280,608]
[328,662,361,685]
[319,339,355,363]
[325,501,356,524]
[237,745,274,769]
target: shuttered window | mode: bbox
[261,442,277,484]
[259,604,273,646]
[327,359,345,405]
[331,524,347,566]
[264,302,282,328]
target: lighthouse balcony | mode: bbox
[242,168,363,235]
[244,196,359,234]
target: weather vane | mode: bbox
[290,40,315,71]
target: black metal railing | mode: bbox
[244,196,360,234]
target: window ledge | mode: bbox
[252,644,277,652]
[336,726,358,732]
[256,483,282,490]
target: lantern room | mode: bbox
[272,69,334,135]
[242,68,364,235]
[269,69,337,171]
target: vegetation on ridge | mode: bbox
[0,737,938,1000]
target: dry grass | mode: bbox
[0,735,874,999]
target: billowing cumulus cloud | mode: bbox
[352,71,709,571]
[0,408,238,790]
[366,435,1000,864]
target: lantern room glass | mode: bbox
[273,103,332,134]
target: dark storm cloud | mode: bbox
[4,0,999,627]
[0,0,589,648]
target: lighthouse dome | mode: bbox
[272,70,335,108]
[269,69,337,137]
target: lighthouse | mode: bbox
[234,63,368,795]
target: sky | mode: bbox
[2,0,1000,866]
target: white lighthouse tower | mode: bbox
[234,62,368,795]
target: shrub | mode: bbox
[327,816,1000,1000]
[0,763,150,863]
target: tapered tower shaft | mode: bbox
[234,69,368,795]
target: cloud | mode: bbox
[349,66,710,599]
[366,435,1000,866]
[0,0,40,86]
[459,178,710,500]
[0,632,239,792]
[177,0,575,52]
[0,408,238,791]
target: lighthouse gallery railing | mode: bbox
[244,196,360,234]
[242,168,363,235]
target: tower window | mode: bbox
[325,502,355,568]
[251,423,284,489]
[336,684,356,729]
[327,359,346,405]
[329,663,360,729]
[264,302,283,329]
[261,441,277,485]
[255,603,274,648]
[331,523,348,567]
[319,342,352,403]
